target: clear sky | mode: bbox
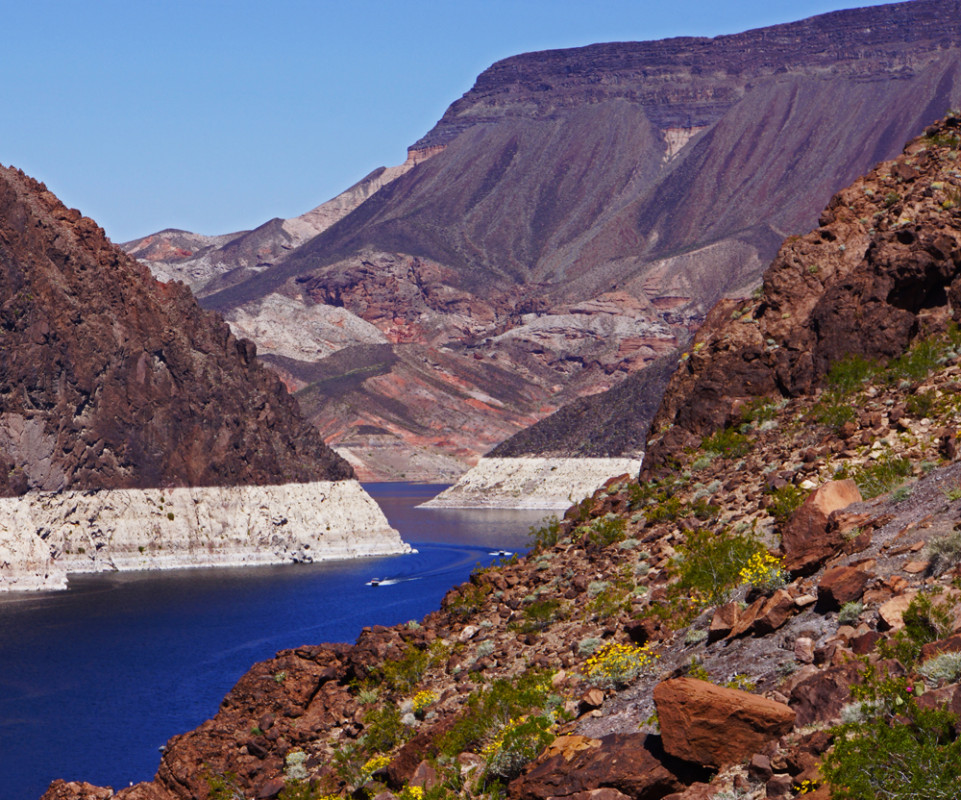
[1,0,894,243]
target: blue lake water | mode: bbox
[0,483,549,800]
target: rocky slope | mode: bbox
[127,0,961,480]
[49,115,961,800]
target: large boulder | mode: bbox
[653,678,795,769]
[781,480,862,574]
[509,733,702,800]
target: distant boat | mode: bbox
[490,550,512,557]
[368,578,382,587]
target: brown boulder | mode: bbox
[41,782,114,800]
[509,733,702,800]
[815,565,870,612]
[788,662,859,726]
[708,602,740,642]
[782,481,862,575]
[653,678,795,769]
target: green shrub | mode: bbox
[587,515,626,547]
[377,643,431,693]
[767,484,808,523]
[822,664,961,799]
[812,399,857,432]
[440,671,553,759]
[887,338,942,383]
[672,527,765,607]
[825,354,878,394]
[363,702,409,752]
[529,516,562,551]
[482,715,555,782]
[701,427,753,459]
[520,598,562,633]
[852,455,912,500]
[880,591,954,666]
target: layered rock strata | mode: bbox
[420,457,644,509]
[0,481,409,592]
[126,1,961,479]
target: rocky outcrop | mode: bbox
[421,458,644,509]
[653,678,795,769]
[0,164,352,496]
[0,481,409,592]
[127,1,961,480]
[644,111,961,473]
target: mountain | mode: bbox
[125,0,961,481]
[0,165,352,495]
[56,113,961,800]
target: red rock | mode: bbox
[653,678,795,769]
[410,760,440,790]
[256,779,285,799]
[781,481,863,575]
[40,782,114,800]
[752,590,797,635]
[815,565,870,612]
[708,602,740,642]
[878,592,917,630]
[920,633,961,660]
[508,733,698,800]
[788,662,859,726]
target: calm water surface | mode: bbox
[0,483,549,800]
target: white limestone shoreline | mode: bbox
[420,457,644,510]
[0,480,411,592]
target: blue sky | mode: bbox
[1,1,893,242]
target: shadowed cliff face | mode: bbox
[130,0,961,477]
[0,165,352,496]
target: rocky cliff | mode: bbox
[53,114,961,800]
[128,0,961,480]
[0,164,351,495]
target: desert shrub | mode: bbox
[822,664,961,799]
[377,644,431,693]
[446,583,492,618]
[852,455,912,500]
[919,651,961,687]
[411,690,437,716]
[767,484,808,523]
[363,702,410,753]
[586,583,632,619]
[905,390,936,418]
[440,671,553,758]
[926,529,961,576]
[839,601,864,626]
[578,636,603,656]
[520,598,562,633]
[825,354,878,395]
[583,642,658,688]
[672,527,765,607]
[737,551,787,593]
[588,515,626,547]
[529,516,562,551]
[880,591,954,666]
[644,494,684,522]
[812,399,857,432]
[701,427,753,459]
[481,714,555,782]
[887,337,942,383]
[741,397,779,425]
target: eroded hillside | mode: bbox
[50,114,961,800]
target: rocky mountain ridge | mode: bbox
[127,0,961,480]
[0,165,352,494]
[49,114,961,800]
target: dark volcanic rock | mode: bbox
[0,165,351,495]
